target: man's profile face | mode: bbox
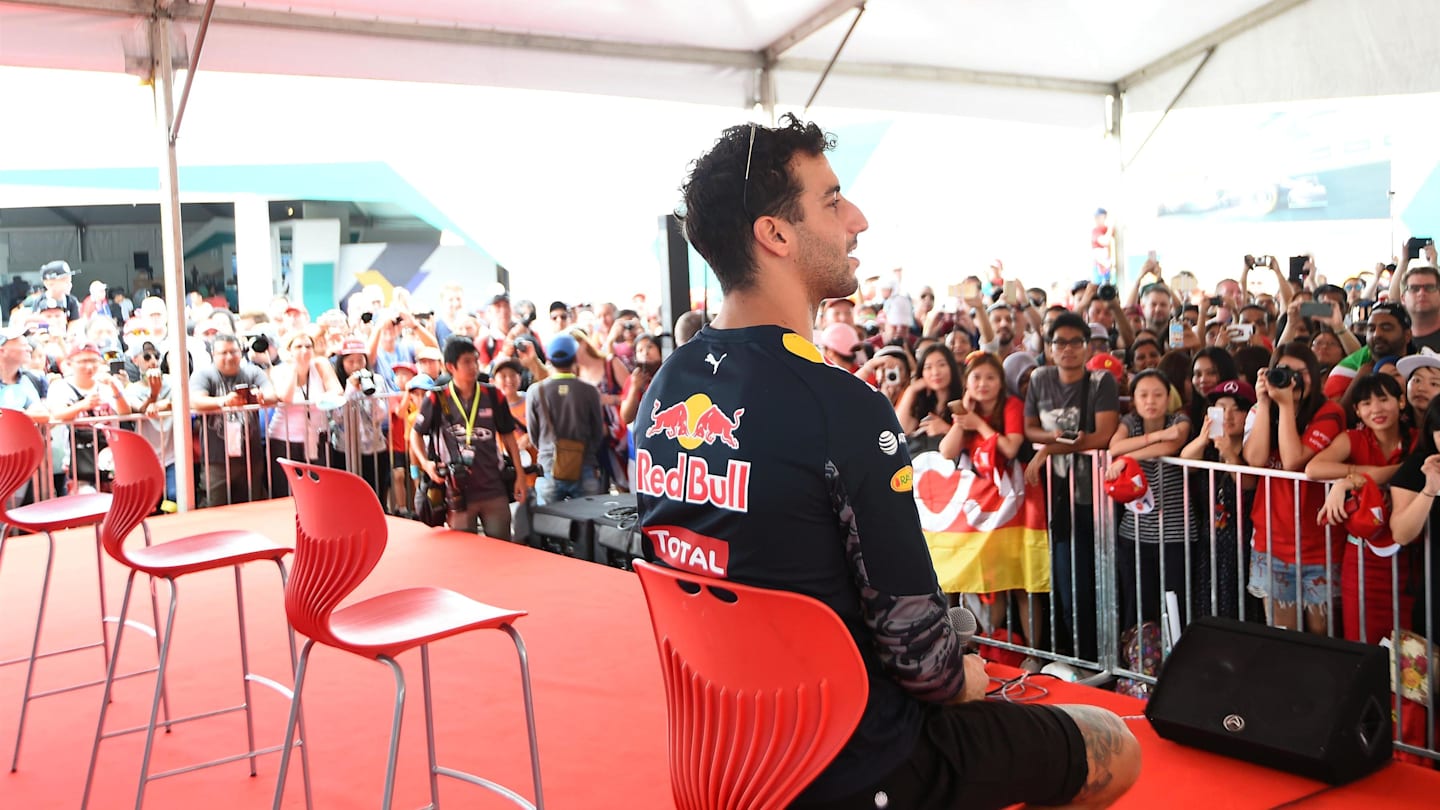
[786,153,868,301]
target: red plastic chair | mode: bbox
[80,429,312,810]
[0,407,154,772]
[271,458,543,810]
[633,560,870,810]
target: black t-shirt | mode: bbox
[636,325,963,802]
[413,382,515,496]
[1391,452,1440,635]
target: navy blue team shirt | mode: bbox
[636,324,965,802]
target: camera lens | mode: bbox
[249,334,270,354]
[1266,366,1295,388]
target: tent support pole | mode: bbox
[1120,46,1213,172]
[151,15,197,512]
[802,3,866,115]
[169,0,217,145]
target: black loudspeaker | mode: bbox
[1146,617,1392,785]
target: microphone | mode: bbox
[947,605,977,648]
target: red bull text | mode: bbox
[635,450,751,512]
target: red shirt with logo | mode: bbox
[1250,400,1345,565]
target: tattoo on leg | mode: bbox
[1060,705,1132,802]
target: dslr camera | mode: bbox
[1266,366,1299,389]
[243,332,270,354]
[351,368,377,396]
[1097,284,1118,301]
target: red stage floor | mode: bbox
[0,499,1436,808]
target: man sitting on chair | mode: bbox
[636,116,1140,810]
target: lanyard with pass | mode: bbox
[448,382,481,448]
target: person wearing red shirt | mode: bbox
[1305,373,1416,644]
[1245,344,1346,634]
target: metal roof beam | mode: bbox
[1116,0,1313,91]
[780,58,1117,96]
[762,0,865,64]
[166,1,762,69]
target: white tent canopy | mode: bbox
[4,0,1438,130]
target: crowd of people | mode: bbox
[810,246,1440,672]
[0,258,675,543]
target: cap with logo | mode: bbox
[1086,353,1125,385]
[1104,456,1148,504]
[1206,379,1256,409]
[40,260,78,280]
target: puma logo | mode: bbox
[704,352,728,374]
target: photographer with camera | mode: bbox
[1074,280,1136,351]
[365,306,436,388]
[410,336,527,537]
[190,333,275,507]
[267,329,343,496]
[328,338,397,506]
[619,333,663,426]
[1245,344,1345,634]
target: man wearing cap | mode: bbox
[123,338,179,503]
[190,333,276,507]
[0,327,47,421]
[410,336,526,537]
[80,279,111,320]
[525,332,605,505]
[31,261,82,322]
[547,301,573,337]
[47,343,132,494]
[817,322,864,372]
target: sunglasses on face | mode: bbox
[140,352,159,361]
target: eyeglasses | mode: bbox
[1049,337,1086,348]
[140,352,159,361]
[1408,284,1439,294]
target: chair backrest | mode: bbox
[0,408,44,511]
[633,561,869,810]
[98,428,164,567]
[279,458,389,649]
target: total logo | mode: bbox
[645,525,730,577]
[645,394,745,450]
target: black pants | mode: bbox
[1049,478,1097,661]
[331,450,392,509]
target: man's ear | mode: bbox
[752,216,790,260]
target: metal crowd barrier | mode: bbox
[956,450,1439,764]
[26,390,412,517]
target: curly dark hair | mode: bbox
[677,114,834,293]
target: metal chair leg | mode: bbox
[379,656,408,810]
[234,566,259,776]
[134,577,180,810]
[272,639,314,810]
[274,561,314,810]
[9,531,56,772]
[140,520,172,731]
[502,624,545,810]
[80,570,139,809]
[421,645,441,808]
[92,525,111,666]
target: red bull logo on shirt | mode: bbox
[645,525,729,577]
[635,450,751,512]
[645,394,744,450]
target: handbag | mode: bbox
[536,383,586,482]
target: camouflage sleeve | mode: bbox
[827,460,965,703]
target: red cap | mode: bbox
[1087,352,1126,385]
[1104,456,1148,504]
[1343,475,1391,547]
[67,343,103,360]
[339,339,368,357]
